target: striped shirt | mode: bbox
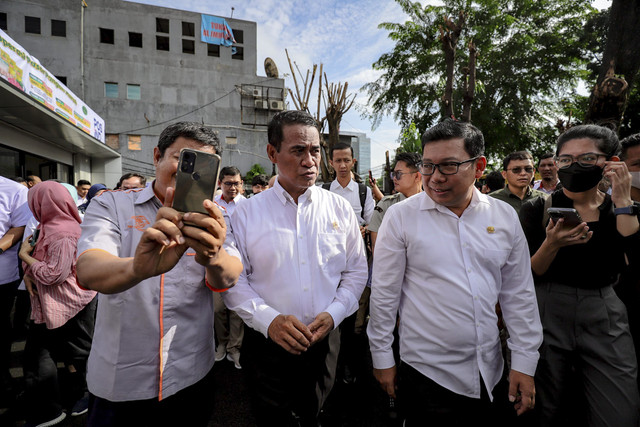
[28,235,97,329]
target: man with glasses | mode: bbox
[213,166,246,369]
[368,119,542,425]
[489,151,545,213]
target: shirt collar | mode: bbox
[330,178,357,192]
[420,187,489,212]
[272,178,316,206]
[136,181,161,207]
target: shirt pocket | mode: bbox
[480,248,510,270]
[318,232,347,276]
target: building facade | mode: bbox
[1,0,285,186]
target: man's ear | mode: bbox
[267,144,277,163]
[153,147,162,167]
[475,157,487,179]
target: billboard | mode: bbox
[0,29,105,143]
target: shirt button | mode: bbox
[301,260,306,264]
[474,296,478,300]
[298,235,303,239]
[467,268,472,273]
[303,287,309,291]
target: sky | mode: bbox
[129,0,613,174]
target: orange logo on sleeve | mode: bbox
[127,215,151,231]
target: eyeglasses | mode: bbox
[506,166,535,174]
[555,153,607,169]
[419,157,478,176]
[390,170,416,180]
[222,181,242,187]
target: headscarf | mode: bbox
[78,183,107,213]
[27,181,82,263]
[60,183,78,203]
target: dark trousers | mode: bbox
[23,296,97,421]
[87,366,216,427]
[0,280,20,380]
[535,283,640,427]
[241,325,341,427]
[399,363,516,427]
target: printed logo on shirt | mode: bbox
[127,215,151,231]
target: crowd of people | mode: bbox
[1,111,640,427]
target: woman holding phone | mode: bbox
[519,125,640,426]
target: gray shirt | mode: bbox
[78,183,240,401]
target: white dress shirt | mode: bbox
[328,179,374,225]
[214,193,246,216]
[367,189,542,400]
[223,179,368,337]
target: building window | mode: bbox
[156,35,169,51]
[105,82,118,98]
[232,29,243,44]
[182,21,194,37]
[55,76,67,85]
[129,32,142,48]
[182,39,194,55]
[232,46,244,60]
[105,134,119,150]
[1,13,7,31]
[51,19,66,37]
[127,84,141,100]
[207,44,219,57]
[156,17,169,34]
[25,16,41,34]
[100,28,114,44]
[128,135,141,151]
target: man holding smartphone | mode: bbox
[76,122,242,426]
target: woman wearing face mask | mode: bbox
[519,125,640,426]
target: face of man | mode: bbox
[121,176,145,190]
[252,184,268,194]
[393,161,420,197]
[153,137,215,203]
[502,158,535,191]
[538,157,557,182]
[267,124,320,201]
[329,148,355,181]
[422,138,486,217]
[219,174,243,201]
[77,184,91,199]
[623,144,640,197]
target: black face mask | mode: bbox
[557,163,603,192]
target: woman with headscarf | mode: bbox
[78,183,107,215]
[18,181,97,426]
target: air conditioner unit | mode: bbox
[254,100,268,109]
[270,100,284,110]
[252,88,262,98]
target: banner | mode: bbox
[200,15,236,54]
[0,29,105,143]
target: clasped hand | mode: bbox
[132,187,226,282]
[267,312,335,355]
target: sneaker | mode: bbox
[70,392,89,416]
[227,351,241,369]
[215,345,227,362]
[24,410,66,427]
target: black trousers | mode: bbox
[0,279,20,379]
[241,325,341,427]
[87,366,216,427]
[399,363,517,427]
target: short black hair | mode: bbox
[621,134,640,160]
[537,152,554,166]
[556,125,620,158]
[220,166,241,179]
[13,177,26,184]
[157,122,221,158]
[77,179,91,187]
[485,171,505,192]
[268,110,317,152]
[329,142,354,160]
[502,151,533,171]
[421,119,484,158]
[117,173,146,188]
[251,174,269,186]
[394,152,421,170]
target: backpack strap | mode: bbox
[358,182,367,221]
[322,182,331,191]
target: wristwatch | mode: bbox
[614,204,640,216]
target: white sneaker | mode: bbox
[227,351,241,369]
[215,346,227,362]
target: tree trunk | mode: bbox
[585,0,640,128]
[439,12,465,119]
[461,41,477,122]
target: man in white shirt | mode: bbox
[75,180,91,206]
[223,110,368,426]
[367,119,543,425]
[532,152,560,194]
[213,166,246,369]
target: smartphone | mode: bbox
[29,228,40,247]
[172,148,221,214]
[547,207,584,228]
[369,170,374,185]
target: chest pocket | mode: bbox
[318,232,347,275]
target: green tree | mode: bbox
[244,163,266,184]
[396,122,422,156]
[364,0,597,158]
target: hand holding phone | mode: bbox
[547,208,583,228]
